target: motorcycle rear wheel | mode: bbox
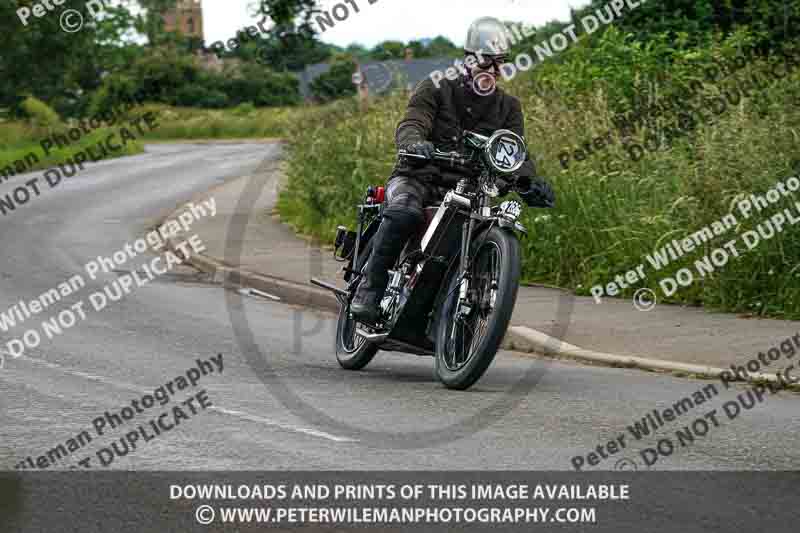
[335,244,379,370]
[435,227,520,390]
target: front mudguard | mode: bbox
[494,217,528,236]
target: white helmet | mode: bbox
[464,17,512,58]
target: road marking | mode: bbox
[211,407,355,442]
[239,287,281,301]
[11,355,355,443]
[22,356,146,392]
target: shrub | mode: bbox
[309,59,358,102]
[278,30,800,319]
[19,96,61,129]
[134,103,319,140]
[195,89,230,109]
[222,64,300,107]
[232,102,256,116]
[172,85,229,108]
[89,49,300,111]
[88,48,202,115]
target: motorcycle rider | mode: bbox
[351,17,555,324]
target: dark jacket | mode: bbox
[392,75,536,184]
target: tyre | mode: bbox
[335,243,379,370]
[435,226,521,390]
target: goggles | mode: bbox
[472,53,509,70]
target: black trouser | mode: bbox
[384,175,445,220]
[362,175,444,289]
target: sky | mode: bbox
[201,0,592,49]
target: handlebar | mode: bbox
[398,149,471,168]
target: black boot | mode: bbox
[351,210,421,324]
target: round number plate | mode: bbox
[485,130,527,174]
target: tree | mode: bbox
[251,0,331,71]
[222,63,300,107]
[309,58,357,102]
[135,0,179,46]
[406,40,432,59]
[0,0,109,115]
[370,40,406,60]
[585,0,800,47]
[0,0,185,116]
[426,36,461,57]
[252,30,332,71]
[344,43,370,60]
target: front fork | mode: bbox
[457,219,474,315]
[456,186,489,318]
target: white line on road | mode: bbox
[9,355,355,443]
[211,407,355,442]
[239,287,281,301]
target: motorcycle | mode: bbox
[311,129,552,390]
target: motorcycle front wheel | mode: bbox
[435,227,520,390]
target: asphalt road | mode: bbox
[2,143,799,472]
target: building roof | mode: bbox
[296,57,457,98]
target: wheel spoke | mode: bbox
[468,317,488,357]
[340,305,367,353]
[458,321,466,366]
[442,240,503,372]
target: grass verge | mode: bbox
[277,42,800,319]
[0,121,144,177]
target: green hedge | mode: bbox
[89,49,300,115]
[277,30,800,319]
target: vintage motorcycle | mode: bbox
[311,129,552,390]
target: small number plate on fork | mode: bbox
[499,200,522,220]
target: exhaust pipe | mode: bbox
[356,327,388,343]
[310,277,349,298]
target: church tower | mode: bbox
[163,0,204,40]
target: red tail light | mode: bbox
[367,186,385,204]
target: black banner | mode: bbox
[0,472,797,532]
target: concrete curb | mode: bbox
[164,234,340,314]
[503,326,800,390]
[501,327,726,376]
[144,138,284,145]
[156,181,799,392]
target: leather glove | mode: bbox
[402,140,435,159]
[517,177,555,208]
[496,177,512,196]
